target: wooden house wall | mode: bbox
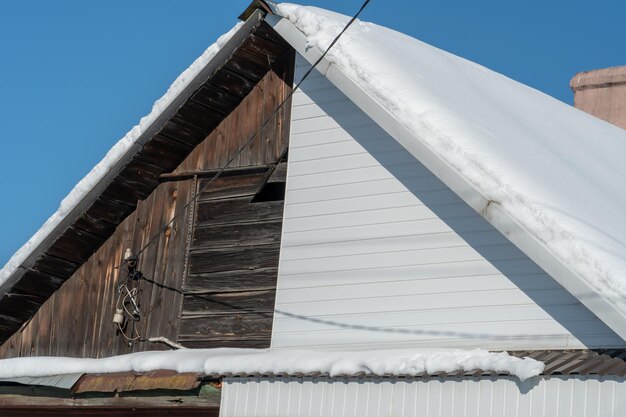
[0,58,293,358]
[270,54,625,351]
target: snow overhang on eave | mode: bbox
[265,13,626,343]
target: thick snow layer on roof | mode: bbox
[0,22,243,287]
[274,4,626,311]
[0,348,544,381]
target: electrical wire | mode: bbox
[114,0,371,274]
[114,283,142,344]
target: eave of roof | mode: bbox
[1,350,624,388]
[265,11,626,343]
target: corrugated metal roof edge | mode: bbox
[1,349,623,391]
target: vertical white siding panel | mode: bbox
[222,377,626,417]
[273,53,624,350]
[599,379,615,417]
[415,379,429,416]
[441,379,456,417]
[353,381,368,417]
[344,380,359,417]
[465,379,480,417]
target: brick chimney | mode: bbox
[570,66,626,129]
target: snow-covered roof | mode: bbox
[266,3,626,341]
[0,348,544,381]
[2,1,626,344]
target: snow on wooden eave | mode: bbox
[265,11,626,342]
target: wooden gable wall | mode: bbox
[0,48,294,358]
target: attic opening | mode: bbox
[252,181,285,202]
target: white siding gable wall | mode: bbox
[271,54,624,350]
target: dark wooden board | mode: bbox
[11,269,66,298]
[208,69,257,98]
[182,289,276,315]
[31,254,78,278]
[195,198,283,227]
[102,176,151,205]
[46,226,104,265]
[224,55,269,83]
[84,196,139,227]
[160,116,210,148]
[184,268,278,293]
[179,312,273,339]
[190,85,242,115]
[138,134,193,169]
[192,221,282,249]
[268,162,287,183]
[175,100,223,133]
[178,337,270,349]
[245,34,289,62]
[196,172,268,202]
[188,244,280,275]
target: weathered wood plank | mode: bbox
[46,226,104,265]
[259,71,278,165]
[31,254,78,278]
[160,165,270,182]
[182,289,275,315]
[179,312,273,339]
[176,100,223,133]
[196,172,268,202]
[195,198,283,227]
[177,337,270,349]
[11,269,65,297]
[160,116,210,148]
[244,34,289,63]
[269,162,287,183]
[188,244,280,275]
[80,246,99,357]
[192,220,282,249]
[139,181,181,351]
[208,69,256,98]
[102,176,149,205]
[184,268,278,294]
[158,178,193,342]
[224,54,269,82]
[64,266,88,357]
[190,85,241,115]
[139,134,194,169]
[73,213,118,239]
[83,197,137,230]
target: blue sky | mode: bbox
[0,0,624,266]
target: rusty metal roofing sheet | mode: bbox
[71,370,202,394]
[510,349,626,377]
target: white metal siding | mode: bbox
[221,376,626,417]
[272,54,624,350]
